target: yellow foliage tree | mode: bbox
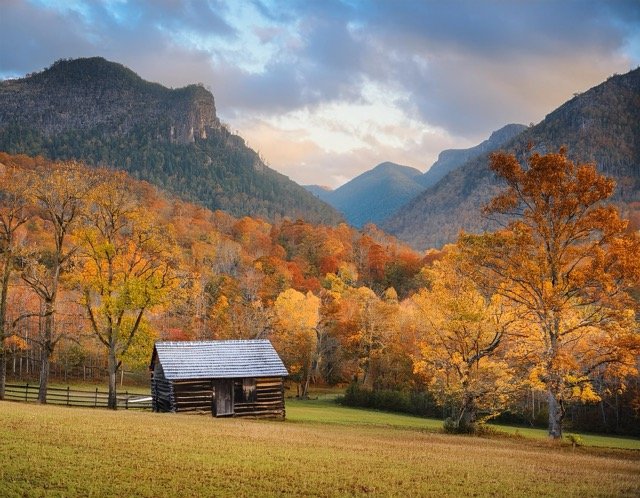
[75,172,181,409]
[273,288,320,398]
[412,253,517,431]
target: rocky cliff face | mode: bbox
[0,57,220,144]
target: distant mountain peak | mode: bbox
[486,123,529,143]
[419,123,527,189]
[316,161,425,228]
[38,57,142,82]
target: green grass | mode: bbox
[489,423,640,450]
[1,401,639,497]
[285,393,640,450]
[286,396,443,431]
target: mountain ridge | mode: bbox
[419,123,527,189]
[307,126,527,229]
[0,57,343,225]
[383,68,640,249]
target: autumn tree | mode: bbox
[76,172,180,409]
[21,162,94,403]
[412,253,517,432]
[272,288,320,398]
[0,162,33,398]
[461,148,640,438]
[330,283,397,388]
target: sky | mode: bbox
[1,1,639,188]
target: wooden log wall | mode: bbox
[173,379,214,413]
[151,363,175,412]
[233,377,285,419]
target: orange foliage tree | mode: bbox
[21,162,95,403]
[461,148,640,438]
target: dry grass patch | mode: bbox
[1,402,638,497]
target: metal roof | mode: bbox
[152,340,289,380]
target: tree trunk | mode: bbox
[107,352,118,409]
[0,347,6,400]
[38,301,55,404]
[548,390,564,439]
[458,393,477,432]
[459,407,476,431]
[0,248,12,401]
[38,346,51,403]
[301,375,310,399]
[299,361,312,399]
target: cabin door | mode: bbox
[213,379,234,416]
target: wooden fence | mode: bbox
[3,383,152,410]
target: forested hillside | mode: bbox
[385,68,640,249]
[0,58,342,225]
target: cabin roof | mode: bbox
[151,339,288,380]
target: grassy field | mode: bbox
[1,400,639,497]
[8,381,640,449]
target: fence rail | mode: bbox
[3,383,152,410]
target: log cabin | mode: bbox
[150,340,288,419]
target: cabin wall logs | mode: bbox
[234,377,285,419]
[151,362,174,412]
[151,375,285,419]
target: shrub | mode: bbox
[336,384,440,418]
[442,417,479,434]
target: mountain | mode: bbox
[311,125,527,229]
[304,184,334,203]
[419,123,527,189]
[383,68,640,250]
[0,57,342,225]
[318,162,425,228]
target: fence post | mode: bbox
[67,386,70,406]
[125,391,129,410]
[25,383,29,402]
[95,387,98,408]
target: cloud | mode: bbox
[0,0,94,77]
[1,0,639,185]
[351,0,640,135]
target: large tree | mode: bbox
[0,161,33,398]
[76,172,180,409]
[461,148,640,438]
[21,162,93,403]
